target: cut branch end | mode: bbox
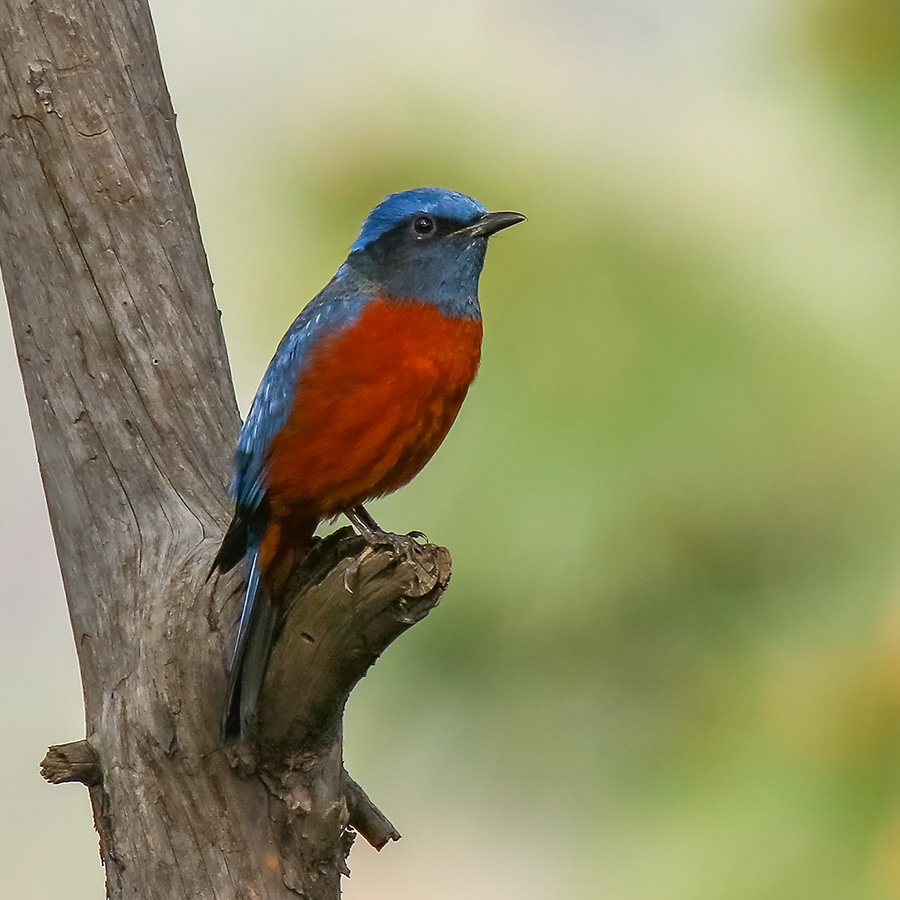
[40,740,101,786]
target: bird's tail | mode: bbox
[222,550,278,739]
[221,518,316,740]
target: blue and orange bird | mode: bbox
[212,187,525,738]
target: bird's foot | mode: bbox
[364,529,428,556]
[343,507,429,592]
[345,505,428,551]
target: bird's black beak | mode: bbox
[455,211,527,238]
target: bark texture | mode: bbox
[0,2,450,897]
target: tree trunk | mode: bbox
[0,2,449,897]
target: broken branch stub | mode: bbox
[229,526,449,877]
[257,527,452,753]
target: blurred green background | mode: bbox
[5,0,900,897]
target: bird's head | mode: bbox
[341,187,525,318]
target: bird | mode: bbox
[212,186,525,739]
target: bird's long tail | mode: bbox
[222,550,278,739]
[221,517,315,739]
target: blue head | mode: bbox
[341,187,525,318]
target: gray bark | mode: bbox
[0,2,449,897]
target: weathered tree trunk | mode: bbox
[0,2,449,897]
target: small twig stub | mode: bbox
[41,740,101,787]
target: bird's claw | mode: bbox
[365,529,428,557]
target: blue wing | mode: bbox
[231,270,373,520]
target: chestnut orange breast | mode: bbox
[264,296,483,517]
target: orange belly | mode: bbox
[265,297,482,519]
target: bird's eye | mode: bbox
[412,216,436,237]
